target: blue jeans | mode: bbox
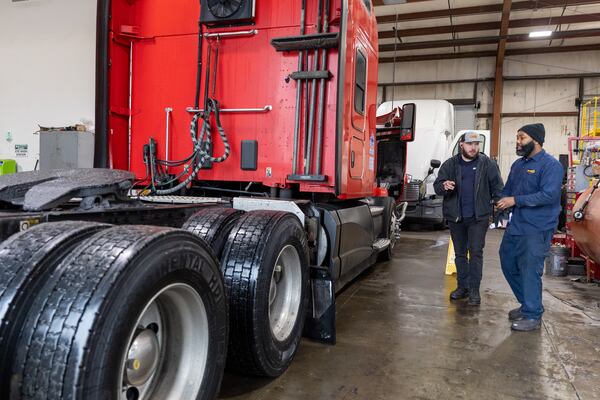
[499,230,554,320]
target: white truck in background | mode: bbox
[377,99,490,227]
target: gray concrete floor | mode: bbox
[219,229,600,400]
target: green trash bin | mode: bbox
[0,159,17,175]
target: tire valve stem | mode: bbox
[274,265,283,283]
[128,359,141,370]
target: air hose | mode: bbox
[154,98,230,194]
[573,179,600,221]
[148,19,230,195]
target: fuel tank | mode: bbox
[571,184,600,263]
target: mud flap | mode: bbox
[303,269,336,344]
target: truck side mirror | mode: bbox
[400,103,416,142]
[375,103,416,142]
[428,159,441,175]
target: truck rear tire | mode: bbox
[221,211,309,377]
[183,206,244,257]
[0,221,110,398]
[9,226,228,400]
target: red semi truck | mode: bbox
[0,1,415,399]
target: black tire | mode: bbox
[10,225,228,400]
[183,207,244,257]
[0,221,110,397]
[221,210,309,377]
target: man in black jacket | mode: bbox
[434,132,504,305]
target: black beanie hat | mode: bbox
[519,123,545,145]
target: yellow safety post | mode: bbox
[445,239,470,275]
[445,239,457,275]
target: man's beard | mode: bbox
[461,148,478,160]
[516,141,535,157]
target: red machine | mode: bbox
[553,137,600,281]
[0,2,416,399]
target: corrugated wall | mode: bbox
[378,51,600,178]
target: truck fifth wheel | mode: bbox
[0,1,416,399]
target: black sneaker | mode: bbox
[511,318,542,331]
[450,287,469,300]
[508,307,524,321]
[468,289,480,306]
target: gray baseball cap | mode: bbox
[460,132,483,143]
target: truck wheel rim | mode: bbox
[119,283,209,400]
[268,244,302,342]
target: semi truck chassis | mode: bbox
[0,168,398,400]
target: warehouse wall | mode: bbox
[378,51,600,177]
[0,0,96,172]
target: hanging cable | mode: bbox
[145,12,230,195]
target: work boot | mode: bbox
[450,287,469,300]
[511,318,542,332]
[508,307,524,321]
[468,288,481,306]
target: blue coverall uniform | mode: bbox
[499,150,564,320]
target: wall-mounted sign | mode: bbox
[15,144,28,157]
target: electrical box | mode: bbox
[39,131,94,171]
[200,0,255,25]
[0,159,17,175]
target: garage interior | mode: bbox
[0,1,600,400]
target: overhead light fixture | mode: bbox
[529,31,552,38]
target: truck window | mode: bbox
[362,0,372,12]
[354,50,367,115]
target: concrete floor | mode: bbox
[219,229,600,400]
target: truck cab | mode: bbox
[377,100,454,226]
[0,2,419,400]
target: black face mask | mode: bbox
[516,141,535,157]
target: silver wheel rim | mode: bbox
[119,283,209,400]
[268,245,302,342]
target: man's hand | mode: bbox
[443,180,456,191]
[496,196,515,210]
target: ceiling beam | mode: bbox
[478,112,579,117]
[379,44,600,62]
[373,0,431,5]
[379,28,600,52]
[377,13,600,40]
[378,73,600,87]
[491,0,512,158]
[376,0,598,24]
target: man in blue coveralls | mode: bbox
[496,123,564,331]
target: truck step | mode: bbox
[287,174,327,182]
[271,32,339,52]
[368,205,385,217]
[290,70,333,81]
[372,238,391,250]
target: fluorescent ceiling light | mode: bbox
[529,31,552,38]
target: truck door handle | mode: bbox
[351,151,355,168]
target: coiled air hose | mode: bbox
[154,98,230,195]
